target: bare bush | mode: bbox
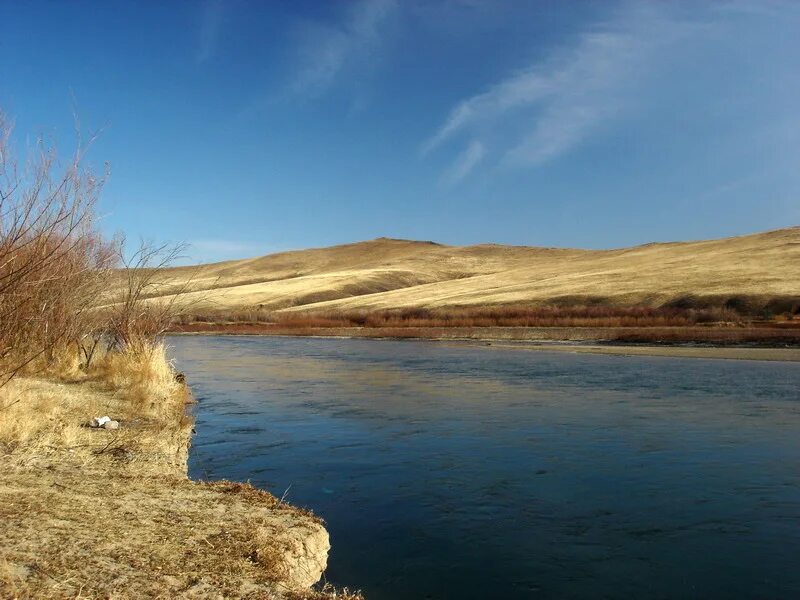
[105,239,201,354]
[0,111,116,384]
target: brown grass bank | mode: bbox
[0,345,361,599]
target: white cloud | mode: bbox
[442,140,485,186]
[422,4,696,178]
[289,0,396,97]
[421,64,555,156]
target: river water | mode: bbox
[169,335,800,599]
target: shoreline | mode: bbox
[167,325,800,362]
[0,371,338,598]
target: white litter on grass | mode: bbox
[91,416,112,428]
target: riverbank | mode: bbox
[0,352,353,599]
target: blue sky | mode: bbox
[1,1,798,262]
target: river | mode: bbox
[169,335,800,599]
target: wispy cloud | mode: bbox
[422,5,696,180]
[289,0,397,97]
[442,140,485,186]
[196,0,226,64]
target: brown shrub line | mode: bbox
[173,302,800,330]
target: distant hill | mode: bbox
[156,227,800,314]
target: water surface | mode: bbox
[169,335,800,599]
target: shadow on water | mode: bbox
[169,335,800,600]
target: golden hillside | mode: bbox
[158,227,800,313]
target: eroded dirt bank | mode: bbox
[0,376,340,599]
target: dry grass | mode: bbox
[0,379,86,458]
[0,345,190,472]
[0,342,192,472]
[92,341,186,418]
[287,587,364,600]
[0,465,328,599]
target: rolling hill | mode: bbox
[156,227,800,315]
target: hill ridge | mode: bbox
[156,227,800,313]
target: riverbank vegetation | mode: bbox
[177,303,788,328]
[171,303,800,346]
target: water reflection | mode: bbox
[170,335,800,600]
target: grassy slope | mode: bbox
[156,227,800,312]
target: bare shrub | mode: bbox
[0,111,116,385]
[260,304,741,329]
[0,109,195,397]
[104,240,194,354]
